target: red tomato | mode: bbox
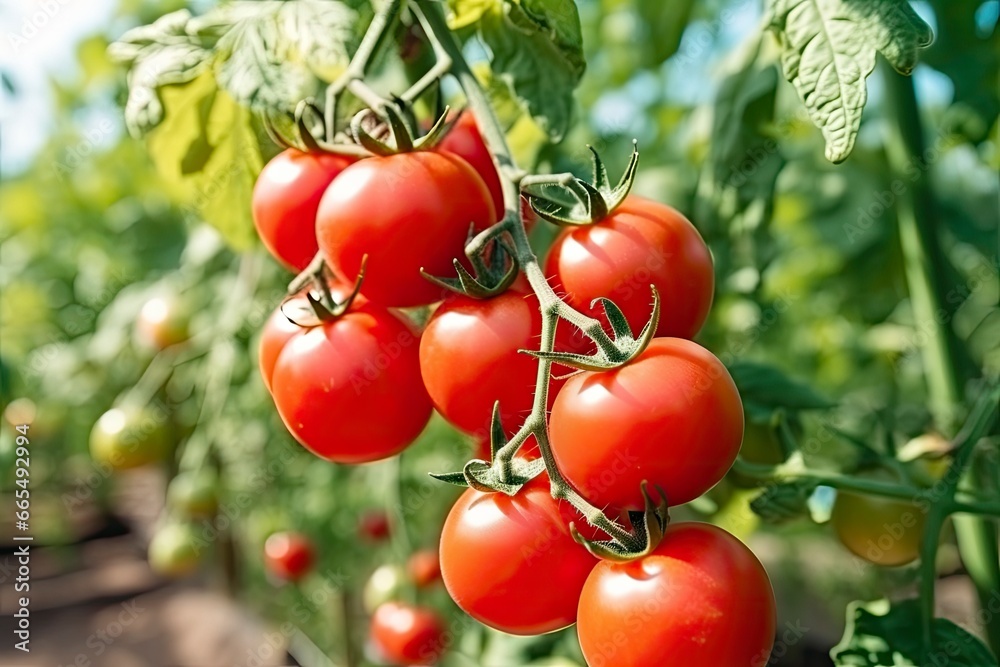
[439,476,598,635]
[577,522,775,667]
[252,149,354,272]
[545,196,714,343]
[369,602,447,666]
[407,549,441,588]
[358,510,392,542]
[267,297,432,463]
[264,531,315,582]
[549,337,743,510]
[438,112,503,218]
[420,290,561,436]
[316,152,495,307]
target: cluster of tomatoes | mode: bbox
[250,110,777,665]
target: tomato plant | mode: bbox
[148,523,203,578]
[252,149,355,272]
[316,152,496,307]
[135,294,191,350]
[89,406,170,471]
[265,295,432,463]
[831,486,929,566]
[369,602,448,666]
[264,531,315,582]
[439,476,598,635]
[407,548,441,588]
[577,522,776,667]
[549,337,744,510]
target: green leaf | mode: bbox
[147,73,263,250]
[831,599,998,667]
[728,360,836,414]
[473,0,585,140]
[447,0,499,30]
[213,1,358,110]
[766,0,933,163]
[749,478,818,523]
[108,10,215,137]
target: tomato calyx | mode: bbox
[284,255,367,324]
[262,99,370,158]
[421,228,519,299]
[532,286,662,371]
[431,403,545,494]
[570,481,671,562]
[350,102,454,156]
[523,141,638,226]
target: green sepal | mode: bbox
[526,141,639,226]
[525,285,660,371]
[421,234,519,299]
[283,254,366,324]
[412,106,456,151]
[570,482,670,562]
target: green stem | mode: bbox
[413,0,645,550]
[882,66,1000,658]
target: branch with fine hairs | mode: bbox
[411,0,654,552]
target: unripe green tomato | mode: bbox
[729,420,785,488]
[831,482,928,566]
[89,406,169,471]
[167,470,219,518]
[528,660,583,667]
[148,523,203,578]
[136,295,191,350]
[363,564,407,614]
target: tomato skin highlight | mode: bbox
[316,151,496,307]
[831,489,927,566]
[264,531,315,582]
[268,301,432,463]
[439,476,598,635]
[252,149,354,272]
[549,337,743,510]
[545,196,714,344]
[369,602,448,666]
[577,522,776,667]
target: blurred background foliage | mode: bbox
[1,0,997,665]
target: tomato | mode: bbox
[420,289,561,436]
[135,295,190,350]
[167,470,219,518]
[89,406,170,471]
[831,485,927,566]
[358,510,391,542]
[264,531,315,582]
[438,112,504,218]
[364,564,407,614]
[549,337,743,510]
[252,149,354,272]
[316,152,495,307]
[577,522,775,667]
[439,476,598,635]
[148,523,202,578]
[370,602,448,666]
[408,549,441,588]
[267,296,432,463]
[545,196,714,344]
